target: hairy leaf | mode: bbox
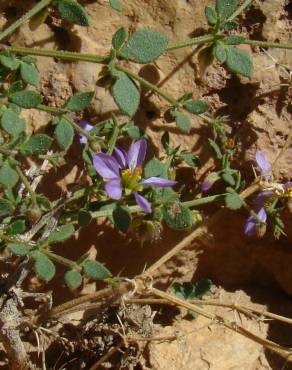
[1,109,25,136]
[64,270,83,289]
[10,90,42,108]
[120,29,168,63]
[34,253,56,282]
[47,224,75,244]
[225,47,253,78]
[65,91,94,111]
[57,0,89,26]
[20,134,52,155]
[83,260,112,280]
[112,72,140,116]
[55,118,74,150]
[0,162,19,188]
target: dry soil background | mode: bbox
[0,0,292,369]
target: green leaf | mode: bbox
[78,209,92,227]
[112,72,140,117]
[205,6,217,25]
[0,162,19,188]
[222,171,235,186]
[7,220,26,235]
[34,253,56,282]
[127,125,144,139]
[29,7,49,31]
[10,90,42,108]
[172,111,191,133]
[208,139,222,159]
[1,109,25,136]
[214,43,227,63]
[64,270,83,289]
[20,134,52,155]
[163,202,193,230]
[183,100,209,115]
[215,0,238,20]
[178,92,193,104]
[47,224,75,244]
[223,20,238,30]
[0,198,14,217]
[9,81,23,95]
[8,243,31,256]
[120,29,168,63]
[57,0,89,26]
[180,151,200,167]
[20,62,39,86]
[55,118,74,150]
[225,191,242,210]
[144,158,167,178]
[109,0,122,12]
[225,47,253,78]
[113,205,131,233]
[0,55,20,70]
[83,260,112,280]
[224,35,245,45]
[112,27,127,50]
[65,91,94,111]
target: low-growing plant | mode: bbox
[0,0,291,368]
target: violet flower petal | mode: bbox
[127,139,147,170]
[113,147,128,169]
[77,120,93,144]
[255,150,271,179]
[134,192,152,213]
[105,178,123,200]
[139,177,177,188]
[253,191,273,212]
[283,182,292,190]
[244,207,267,236]
[93,153,120,179]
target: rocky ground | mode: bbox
[0,0,291,369]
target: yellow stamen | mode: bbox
[121,167,143,195]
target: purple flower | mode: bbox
[244,150,292,236]
[255,150,271,180]
[93,139,177,213]
[77,120,93,144]
[200,172,220,192]
[244,191,273,236]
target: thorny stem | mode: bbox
[0,0,53,42]
[244,39,292,50]
[15,166,37,206]
[226,0,254,22]
[166,34,215,51]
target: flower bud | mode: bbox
[27,205,42,225]
[89,140,101,152]
[200,172,220,192]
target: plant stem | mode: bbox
[0,0,53,42]
[244,39,292,50]
[41,249,81,271]
[226,0,254,22]
[116,65,178,106]
[5,46,110,63]
[37,104,91,140]
[183,194,226,208]
[107,115,119,155]
[16,166,38,205]
[166,35,215,51]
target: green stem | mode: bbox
[90,194,227,219]
[5,46,109,63]
[243,39,292,50]
[40,249,81,271]
[37,104,91,140]
[0,0,53,42]
[107,115,119,155]
[183,194,227,208]
[116,65,178,106]
[16,165,37,205]
[226,0,254,22]
[166,35,215,51]
[0,147,17,156]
